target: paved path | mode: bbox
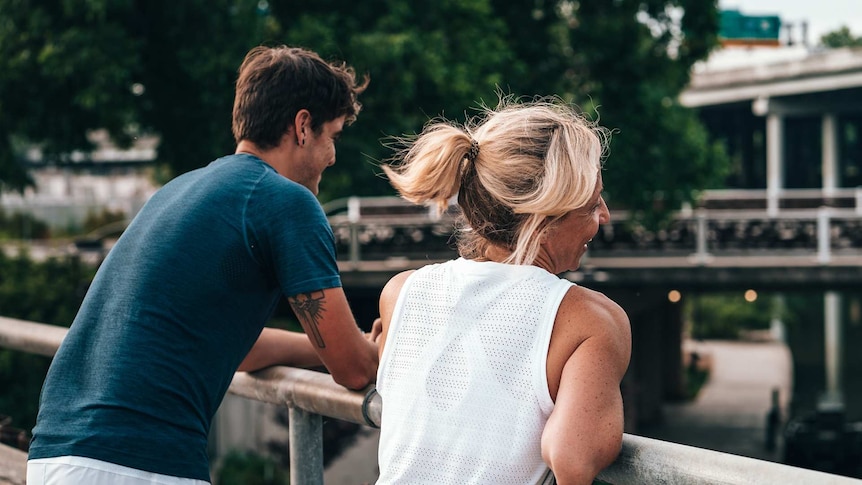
[0,443,26,485]
[640,339,794,462]
[323,426,380,485]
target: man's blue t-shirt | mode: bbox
[28,154,341,481]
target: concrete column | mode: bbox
[766,114,784,217]
[822,113,838,194]
[817,207,832,264]
[770,293,786,343]
[824,291,843,395]
[662,298,685,401]
[609,288,667,430]
[348,196,361,266]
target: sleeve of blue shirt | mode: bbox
[245,171,342,298]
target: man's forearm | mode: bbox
[238,327,322,372]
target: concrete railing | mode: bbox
[2,316,861,484]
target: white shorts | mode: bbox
[27,456,211,485]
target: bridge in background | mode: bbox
[325,193,862,433]
[325,191,862,291]
[4,191,859,456]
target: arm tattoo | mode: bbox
[289,291,327,348]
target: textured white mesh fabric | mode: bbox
[376,258,574,485]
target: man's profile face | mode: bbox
[293,115,346,195]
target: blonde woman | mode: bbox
[374,97,631,485]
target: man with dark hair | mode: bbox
[27,45,378,485]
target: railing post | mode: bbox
[428,203,440,222]
[289,406,324,485]
[767,189,779,218]
[855,187,862,216]
[347,196,361,266]
[691,209,712,264]
[817,206,831,264]
[824,291,843,396]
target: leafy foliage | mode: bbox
[0,251,94,429]
[0,251,92,325]
[0,0,727,224]
[214,451,289,485]
[267,0,518,200]
[0,349,48,440]
[0,209,50,240]
[0,0,267,186]
[268,0,729,220]
[0,0,140,190]
[821,26,862,48]
[686,292,775,340]
[558,0,728,224]
[81,207,126,235]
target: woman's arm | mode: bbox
[541,288,632,485]
[376,270,414,360]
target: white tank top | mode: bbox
[376,258,574,485]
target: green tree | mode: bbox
[268,0,727,220]
[687,292,775,340]
[1,0,726,224]
[558,0,728,224]
[390,0,728,223]
[0,0,268,189]
[215,451,288,485]
[0,0,140,192]
[821,26,862,48]
[267,0,518,200]
[0,251,94,429]
[0,210,50,240]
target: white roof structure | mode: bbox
[681,46,862,108]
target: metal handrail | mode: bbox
[1,317,860,484]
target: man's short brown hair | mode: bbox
[232,45,368,149]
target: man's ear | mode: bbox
[293,109,312,146]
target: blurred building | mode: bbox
[684,12,862,476]
[0,129,159,232]
[684,10,862,214]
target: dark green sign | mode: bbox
[720,9,781,40]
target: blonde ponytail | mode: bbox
[383,96,608,266]
[382,123,476,214]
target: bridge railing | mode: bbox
[324,191,862,266]
[2,317,860,484]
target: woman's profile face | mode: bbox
[543,173,609,273]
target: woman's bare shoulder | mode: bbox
[380,270,415,311]
[561,285,629,329]
[555,285,631,358]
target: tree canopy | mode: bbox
[1,0,727,223]
[0,0,265,189]
[820,26,862,48]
